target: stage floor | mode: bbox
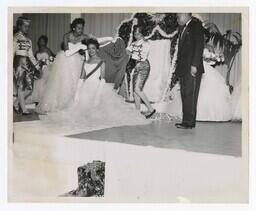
[69,121,242,157]
[9,120,248,203]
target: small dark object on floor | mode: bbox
[62,160,105,197]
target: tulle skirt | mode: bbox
[39,80,150,133]
[36,51,84,113]
[166,62,232,121]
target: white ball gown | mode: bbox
[39,62,150,133]
[165,61,232,121]
[36,42,85,113]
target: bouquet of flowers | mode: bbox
[38,56,55,68]
[203,47,225,66]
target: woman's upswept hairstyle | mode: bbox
[85,38,100,49]
[70,18,85,31]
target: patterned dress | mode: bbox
[13,31,39,91]
[126,39,151,93]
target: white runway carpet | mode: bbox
[9,121,248,203]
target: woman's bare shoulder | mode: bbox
[63,32,71,40]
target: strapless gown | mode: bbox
[36,42,84,113]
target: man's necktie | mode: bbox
[179,25,185,39]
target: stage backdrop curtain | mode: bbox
[81,13,132,37]
[198,13,242,86]
[23,13,71,54]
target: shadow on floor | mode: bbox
[68,121,242,157]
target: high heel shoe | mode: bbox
[13,104,22,114]
[145,109,156,119]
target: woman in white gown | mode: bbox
[36,18,113,114]
[35,18,87,113]
[31,35,55,103]
[166,46,232,121]
[40,39,150,132]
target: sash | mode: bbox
[84,60,104,80]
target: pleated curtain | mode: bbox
[81,13,132,37]
[23,13,71,54]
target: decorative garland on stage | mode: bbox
[117,13,178,47]
[117,13,179,101]
[161,37,179,102]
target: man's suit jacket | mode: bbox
[175,17,205,77]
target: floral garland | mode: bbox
[117,13,178,47]
[161,36,179,102]
[144,25,178,40]
[116,13,136,47]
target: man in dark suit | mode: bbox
[174,13,205,129]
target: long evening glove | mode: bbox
[65,43,87,57]
[74,79,84,104]
[97,37,114,46]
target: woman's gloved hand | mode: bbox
[65,43,87,57]
[74,79,84,103]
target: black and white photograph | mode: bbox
[7,7,249,204]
